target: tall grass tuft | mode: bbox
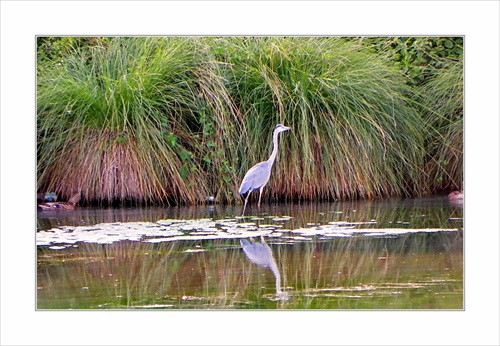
[419,61,463,191]
[220,37,426,201]
[37,37,216,204]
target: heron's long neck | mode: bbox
[267,130,280,165]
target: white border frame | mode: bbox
[1,1,499,345]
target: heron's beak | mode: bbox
[284,126,292,131]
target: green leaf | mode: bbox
[166,133,178,147]
[180,165,189,180]
[179,149,192,161]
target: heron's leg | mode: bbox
[258,187,264,209]
[242,190,251,216]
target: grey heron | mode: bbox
[238,124,291,216]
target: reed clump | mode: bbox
[37,37,462,205]
[419,61,463,192]
[219,37,426,201]
[38,37,240,204]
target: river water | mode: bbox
[36,196,463,309]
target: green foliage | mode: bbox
[358,37,463,86]
[37,36,463,205]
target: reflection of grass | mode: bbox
[37,197,463,233]
[276,232,463,309]
[36,198,463,309]
[270,199,463,231]
[37,231,462,309]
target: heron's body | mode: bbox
[238,124,291,216]
[238,161,272,195]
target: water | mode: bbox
[36,196,463,309]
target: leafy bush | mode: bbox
[358,36,463,86]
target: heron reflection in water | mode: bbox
[240,236,288,298]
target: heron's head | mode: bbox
[274,124,291,133]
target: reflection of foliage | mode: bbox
[37,198,463,233]
[278,231,462,309]
[37,223,462,309]
[275,199,463,231]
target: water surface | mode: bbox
[37,196,463,309]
